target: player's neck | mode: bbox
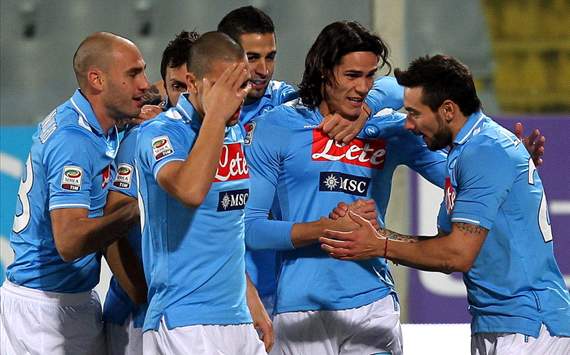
[86,95,116,136]
[449,113,469,142]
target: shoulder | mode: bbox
[254,99,309,128]
[138,110,184,139]
[363,109,408,139]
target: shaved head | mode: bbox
[188,31,245,78]
[72,32,137,89]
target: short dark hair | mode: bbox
[394,55,481,116]
[160,30,200,80]
[217,6,274,43]
[188,31,245,79]
[298,21,391,109]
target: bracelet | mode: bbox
[383,237,389,259]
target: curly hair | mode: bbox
[160,30,200,80]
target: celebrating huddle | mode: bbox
[1,6,569,355]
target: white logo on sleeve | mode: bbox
[61,166,83,191]
[151,136,174,161]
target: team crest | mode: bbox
[61,166,83,191]
[152,136,174,161]
[244,122,256,145]
[101,165,112,189]
[444,176,456,214]
[113,163,133,189]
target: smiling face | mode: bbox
[238,32,276,103]
[101,42,150,121]
[403,86,452,151]
[319,51,378,120]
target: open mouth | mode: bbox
[251,79,267,90]
[347,96,364,107]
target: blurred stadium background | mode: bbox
[1,1,568,353]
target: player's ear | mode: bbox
[441,100,455,122]
[186,71,198,94]
[87,68,104,92]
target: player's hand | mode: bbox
[329,202,349,220]
[321,211,384,260]
[330,200,379,230]
[319,104,370,144]
[128,105,163,126]
[202,63,251,125]
[514,122,545,167]
[246,288,274,352]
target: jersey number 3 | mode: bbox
[13,154,33,233]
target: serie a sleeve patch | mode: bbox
[61,165,83,191]
[113,163,133,189]
[151,135,174,161]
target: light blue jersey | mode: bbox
[7,90,119,293]
[102,124,147,328]
[245,105,446,314]
[242,77,406,306]
[437,112,570,337]
[136,94,251,331]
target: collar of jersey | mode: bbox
[453,110,485,146]
[176,93,236,136]
[175,93,202,130]
[69,89,111,136]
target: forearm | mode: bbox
[104,238,147,304]
[291,218,334,248]
[161,118,226,206]
[383,230,466,273]
[53,202,137,261]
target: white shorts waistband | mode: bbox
[1,280,96,306]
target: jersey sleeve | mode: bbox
[402,132,447,188]
[44,129,95,210]
[276,82,299,105]
[244,113,295,251]
[110,127,139,198]
[137,121,191,181]
[364,76,404,113]
[451,141,514,230]
[364,111,447,188]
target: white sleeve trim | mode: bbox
[49,203,90,211]
[451,217,481,225]
[153,158,185,180]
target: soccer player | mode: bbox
[218,6,406,321]
[104,30,274,354]
[136,31,266,354]
[244,21,433,355]
[102,30,201,355]
[159,30,199,108]
[0,32,149,354]
[321,54,570,355]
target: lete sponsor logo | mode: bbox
[61,166,83,191]
[113,163,133,189]
[152,136,174,160]
[311,129,386,169]
[444,176,456,214]
[217,189,249,211]
[319,171,371,196]
[214,143,249,182]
